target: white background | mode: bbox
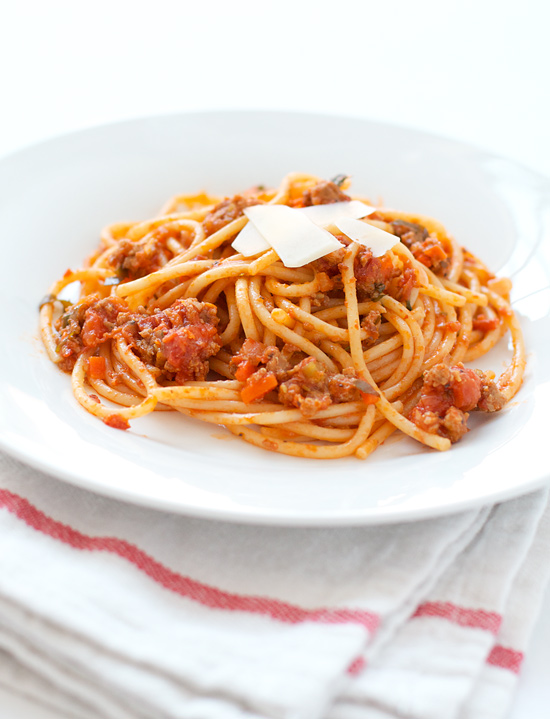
[1,0,549,716]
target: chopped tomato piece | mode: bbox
[450,366,482,411]
[472,314,499,332]
[445,321,461,333]
[88,355,106,380]
[103,414,130,430]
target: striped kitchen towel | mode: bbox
[0,450,548,719]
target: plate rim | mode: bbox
[1,109,549,526]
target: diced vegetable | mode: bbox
[235,360,255,382]
[241,372,278,404]
[88,355,106,380]
[356,378,379,405]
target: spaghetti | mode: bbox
[39,173,525,459]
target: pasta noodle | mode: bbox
[39,173,525,459]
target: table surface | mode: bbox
[1,1,549,716]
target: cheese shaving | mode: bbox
[299,200,376,225]
[231,200,376,259]
[231,220,270,257]
[242,205,343,268]
[335,217,399,256]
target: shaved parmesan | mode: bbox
[231,220,270,257]
[335,217,399,256]
[299,200,376,226]
[243,205,343,268]
[231,200,377,259]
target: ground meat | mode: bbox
[426,363,482,410]
[391,219,449,274]
[409,362,506,443]
[301,180,351,206]
[119,298,221,383]
[202,195,263,236]
[475,370,508,412]
[312,245,346,277]
[361,310,382,343]
[391,220,429,246]
[81,296,127,347]
[409,363,481,443]
[354,247,400,300]
[311,237,398,299]
[440,405,469,443]
[230,338,289,380]
[232,343,362,415]
[108,236,172,281]
[410,237,449,274]
[55,295,127,371]
[56,298,94,371]
[55,295,221,383]
[278,357,359,418]
[327,372,359,403]
[392,266,418,305]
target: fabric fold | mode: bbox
[0,452,548,719]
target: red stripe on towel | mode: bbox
[347,656,367,676]
[487,645,524,674]
[413,603,524,674]
[0,489,379,631]
[344,645,524,677]
[413,601,502,634]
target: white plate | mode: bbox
[1,111,549,526]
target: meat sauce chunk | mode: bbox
[230,338,289,381]
[410,362,507,443]
[312,238,399,300]
[231,341,360,415]
[56,296,221,383]
[108,237,170,281]
[203,195,263,236]
[119,299,221,383]
[56,296,127,372]
[354,247,400,300]
[391,219,449,275]
[278,358,359,418]
[361,310,382,343]
[301,180,351,206]
[391,220,429,246]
